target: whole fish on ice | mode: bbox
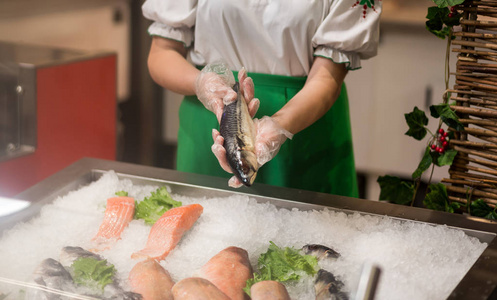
[30,258,75,300]
[302,244,340,261]
[59,246,142,300]
[314,269,348,300]
[220,82,258,186]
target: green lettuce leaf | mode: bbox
[115,191,128,197]
[134,186,182,225]
[244,241,318,295]
[71,257,115,291]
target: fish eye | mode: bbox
[239,160,252,175]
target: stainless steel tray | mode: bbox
[3,158,497,299]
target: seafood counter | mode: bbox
[1,158,497,300]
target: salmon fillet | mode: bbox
[92,196,135,251]
[172,277,230,300]
[250,281,291,300]
[132,204,203,261]
[195,246,253,300]
[129,258,175,300]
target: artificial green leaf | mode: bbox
[436,149,458,166]
[426,25,451,39]
[432,0,465,8]
[377,175,415,205]
[425,6,461,39]
[430,104,464,131]
[135,186,182,225]
[71,257,116,291]
[115,191,128,197]
[412,147,433,179]
[470,199,497,220]
[423,183,457,212]
[444,11,462,27]
[405,107,429,140]
[426,6,442,19]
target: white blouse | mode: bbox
[142,0,382,76]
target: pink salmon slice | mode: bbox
[250,280,291,300]
[172,277,231,300]
[131,203,203,261]
[195,246,253,300]
[128,258,175,300]
[91,196,135,251]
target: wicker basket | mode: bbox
[443,0,497,207]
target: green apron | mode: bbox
[177,71,358,198]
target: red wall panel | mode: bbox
[0,55,117,197]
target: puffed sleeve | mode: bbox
[142,0,197,47]
[312,0,382,70]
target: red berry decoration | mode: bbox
[440,136,446,142]
[438,147,445,154]
[438,128,445,134]
[431,144,437,150]
[443,132,449,137]
[442,141,448,148]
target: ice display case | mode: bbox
[1,158,497,299]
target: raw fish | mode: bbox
[128,259,174,300]
[250,280,291,300]
[314,269,348,300]
[132,204,203,261]
[195,246,253,300]
[171,277,230,300]
[92,196,135,251]
[60,246,103,267]
[31,258,75,299]
[220,82,258,186]
[302,244,340,260]
[60,246,142,300]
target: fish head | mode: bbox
[235,151,258,186]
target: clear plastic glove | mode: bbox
[211,116,293,188]
[195,61,259,122]
[253,116,294,166]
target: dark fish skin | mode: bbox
[302,244,340,260]
[314,269,348,300]
[220,82,258,186]
[59,246,143,300]
[59,246,102,267]
[32,258,74,300]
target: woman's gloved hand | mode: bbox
[253,116,293,167]
[211,116,293,188]
[195,61,259,122]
